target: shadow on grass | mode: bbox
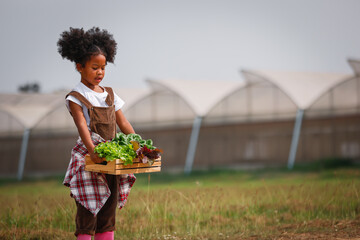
[291,157,357,171]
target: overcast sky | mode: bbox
[1,0,360,93]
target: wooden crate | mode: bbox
[85,155,161,175]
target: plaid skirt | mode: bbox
[63,132,136,216]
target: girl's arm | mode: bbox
[116,109,135,134]
[69,101,104,163]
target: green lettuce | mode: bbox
[113,132,156,149]
[94,132,157,165]
[94,141,137,165]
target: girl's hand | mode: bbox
[89,152,104,164]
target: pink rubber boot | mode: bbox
[77,234,92,240]
[94,231,114,240]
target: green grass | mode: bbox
[0,167,359,239]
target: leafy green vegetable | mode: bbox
[113,132,156,149]
[94,132,160,165]
[117,144,137,165]
[93,142,120,162]
[94,141,137,165]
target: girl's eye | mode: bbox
[92,68,98,71]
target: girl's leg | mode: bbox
[96,175,118,234]
[75,200,97,236]
[94,231,114,240]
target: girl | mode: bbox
[58,27,136,240]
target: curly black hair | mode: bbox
[57,27,117,66]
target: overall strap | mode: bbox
[66,91,93,110]
[104,87,114,106]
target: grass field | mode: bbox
[0,165,359,240]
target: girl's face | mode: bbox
[77,54,106,90]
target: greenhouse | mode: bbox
[0,59,359,178]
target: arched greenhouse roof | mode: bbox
[0,88,151,134]
[348,58,360,76]
[242,70,353,110]
[0,93,63,130]
[146,79,246,117]
[113,88,151,112]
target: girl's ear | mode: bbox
[76,63,83,73]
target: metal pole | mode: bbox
[184,116,203,175]
[17,128,30,181]
[287,109,304,169]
